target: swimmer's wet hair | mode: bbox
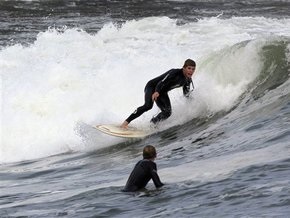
[143,145,157,159]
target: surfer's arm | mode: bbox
[155,69,175,93]
[151,170,164,188]
[150,164,164,188]
[183,79,194,97]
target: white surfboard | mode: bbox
[95,124,148,138]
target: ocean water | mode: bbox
[1,0,290,217]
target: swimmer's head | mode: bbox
[143,145,157,159]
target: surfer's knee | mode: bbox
[163,108,171,118]
[143,102,153,111]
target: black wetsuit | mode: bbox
[125,68,193,124]
[123,159,164,192]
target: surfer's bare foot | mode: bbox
[120,121,129,129]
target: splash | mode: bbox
[1,16,290,163]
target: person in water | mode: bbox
[121,59,196,128]
[123,145,164,192]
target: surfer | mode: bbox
[121,59,196,128]
[123,145,164,192]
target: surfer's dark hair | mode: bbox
[143,145,157,159]
[183,59,196,68]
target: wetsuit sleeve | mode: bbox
[183,79,193,97]
[155,70,175,93]
[150,162,164,188]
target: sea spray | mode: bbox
[1,16,290,163]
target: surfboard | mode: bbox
[95,124,148,138]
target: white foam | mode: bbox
[1,16,290,163]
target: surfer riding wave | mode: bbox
[121,59,196,128]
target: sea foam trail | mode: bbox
[1,16,290,163]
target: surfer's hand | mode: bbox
[152,92,159,101]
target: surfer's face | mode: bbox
[183,65,195,78]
